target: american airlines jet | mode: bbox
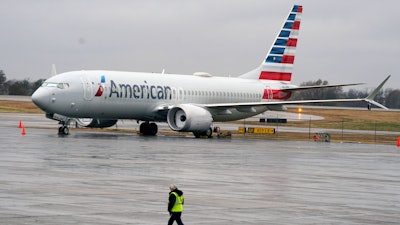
[32,5,389,137]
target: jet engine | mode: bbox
[75,118,118,128]
[167,104,213,134]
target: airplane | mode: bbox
[31,5,390,137]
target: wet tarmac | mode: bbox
[1,113,400,224]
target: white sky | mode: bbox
[1,0,399,89]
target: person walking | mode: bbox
[168,184,184,225]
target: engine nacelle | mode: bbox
[167,104,213,132]
[75,118,118,128]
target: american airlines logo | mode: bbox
[94,75,106,97]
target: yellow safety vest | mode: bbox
[170,192,184,212]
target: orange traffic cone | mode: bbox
[397,137,400,147]
[18,120,23,128]
[21,126,26,135]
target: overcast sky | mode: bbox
[1,0,399,89]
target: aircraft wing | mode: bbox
[203,75,391,110]
[280,82,364,92]
[156,75,390,114]
[203,98,387,110]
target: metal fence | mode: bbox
[236,120,400,146]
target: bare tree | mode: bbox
[385,89,400,109]
[0,70,7,94]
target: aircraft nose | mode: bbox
[31,88,50,111]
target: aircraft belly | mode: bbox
[210,106,268,122]
[75,99,163,121]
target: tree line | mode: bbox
[0,70,399,108]
[0,70,45,96]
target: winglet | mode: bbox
[364,75,391,110]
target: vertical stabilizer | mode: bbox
[52,64,57,76]
[240,5,302,82]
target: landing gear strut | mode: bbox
[139,122,158,136]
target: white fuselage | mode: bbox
[31,5,304,135]
[32,70,284,122]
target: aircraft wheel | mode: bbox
[63,126,69,135]
[205,127,213,138]
[140,122,157,136]
[139,123,146,134]
[193,132,201,138]
[149,123,158,135]
[58,126,69,135]
[193,128,212,138]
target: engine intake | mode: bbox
[167,104,213,132]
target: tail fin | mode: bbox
[51,64,57,76]
[240,5,302,82]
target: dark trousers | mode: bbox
[168,212,184,225]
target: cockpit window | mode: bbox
[57,83,69,89]
[41,82,69,89]
[41,82,56,87]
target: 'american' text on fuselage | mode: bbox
[109,80,172,100]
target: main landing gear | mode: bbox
[193,127,213,138]
[139,122,158,136]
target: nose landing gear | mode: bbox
[58,121,70,135]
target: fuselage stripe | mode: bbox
[259,71,292,81]
[262,89,292,100]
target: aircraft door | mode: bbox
[81,77,94,101]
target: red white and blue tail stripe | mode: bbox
[240,5,302,82]
[262,5,302,81]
